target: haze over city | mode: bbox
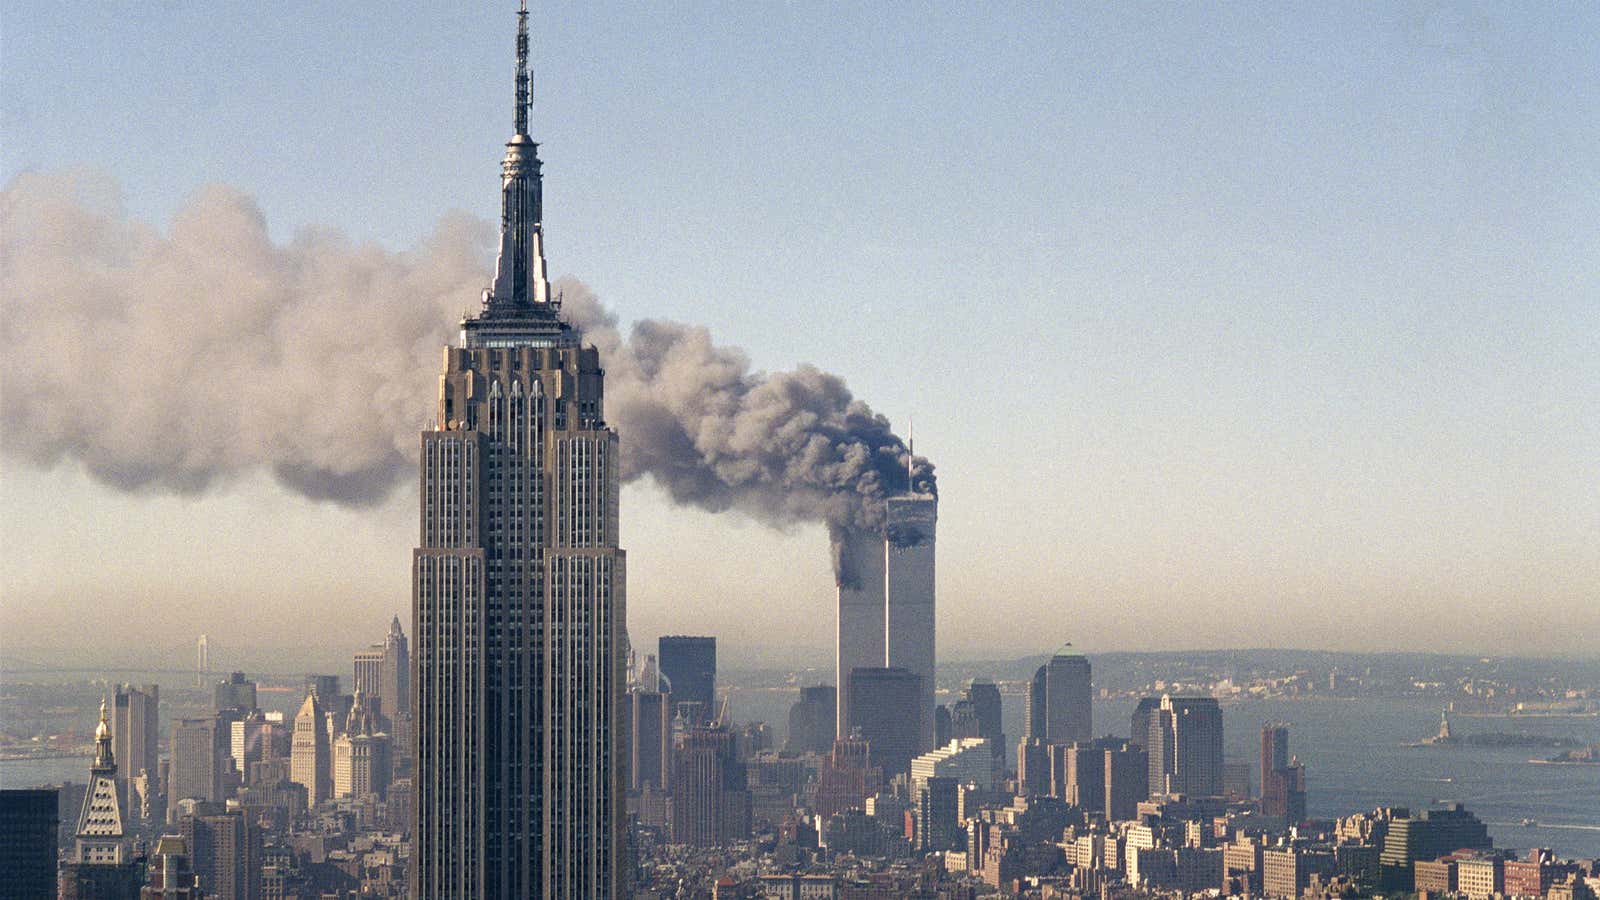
[3,3,1598,668]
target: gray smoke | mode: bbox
[1,171,933,537]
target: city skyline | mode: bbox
[4,3,1599,665]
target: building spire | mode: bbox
[486,0,553,315]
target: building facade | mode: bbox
[658,636,716,725]
[411,7,626,897]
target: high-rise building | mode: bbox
[658,636,716,725]
[1260,723,1288,802]
[884,493,937,749]
[949,679,1005,771]
[785,685,837,754]
[629,689,671,791]
[835,493,938,751]
[213,672,257,715]
[911,738,995,793]
[1056,737,1123,811]
[1025,651,1092,745]
[114,684,159,830]
[180,810,260,900]
[670,726,751,847]
[290,692,331,807]
[813,737,882,818]
[411,8,626,896]
[60,701,144,899]
[0,789,59,899]
[169,717,224,807]
[915,776,961,853]
[1378,804,1492,890]
[354,615,410,733]
[846,666,923,778]
[1147,695,1224,798]
[195,635,208,687]
[1104,740,1148,821]
[1130,697,1160,751]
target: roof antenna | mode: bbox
[514,1,531,136]
[907,418,915,492]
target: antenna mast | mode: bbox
[514,1,531,136]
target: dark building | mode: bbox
[1146,695,1223,798]
[1105,740,1149,821]
[213,673,257,716]
[1378,804,1492,890]
[1130,697,1161,751]
[813,737,881,818]
[0,788,59,899]
[671,727,751,847]
[659,636,717,726]
[180,811,260,900]
[1262,763,1307,821]
[629,690,671,791]
[410,9,627,896]
[950,679,1006,770]
[934,705,952,747]
[915,776,961,853]
[1260,723,1288,802]
[1026,651,1092,745]
[846,666,923,779]
[1056,737,1124,812]
[785,685,836,754]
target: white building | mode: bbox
[910,738,993,793]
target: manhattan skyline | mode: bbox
[3,3,1598,664]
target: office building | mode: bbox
[1056,737,1123,812]
[915,776,961,853]
[949,679,1005,770]
[1147,695,1224,798]
[1105,740,1149,821]
[213,672,257,716]
[1262,761,1307,821]
[785,685,837,754]
[1260,723,1288,802]
[1379,804,1492,890]
[1264,847,1337,899]
[411,8,626,895]
[0,789,59,899]
[180,810,260,900]
[141,835,201,899]
[290,692,331,807]
[846,666,923,778]
[629,689,671,791]
[814,737,882,818]
[113,684,159,831]
[1025,650,1092,745]
[354,615,410,731]
[835,491,938,752]
[170,717,224,807]
[884,493,938,748]
[658,635,716,726]
[60,702,144,898]
[1130,697,1160,751]
[671,726,751,847]
[911,738,995,793]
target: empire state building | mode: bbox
[411,6,626,897]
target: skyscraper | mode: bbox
[1025,650,1092,745]
[169,718,224,807]
[949,679,1005,770]
[290,692,330,807]
[670,726,751,847]
[411,6,626,896]
[658,635,716,725]
[884,493,937,749]
[1147,695,1224,798]
[1260,723,1289,804]
[786,685,837,754]
[61,702,144,899]
[846,666,923,778]
[113,684,159,829]
[835,491,938,750]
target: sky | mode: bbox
[2,2,1597,671]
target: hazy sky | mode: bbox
[2,3,1597,670]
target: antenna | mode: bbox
[907,418,915,490]
[514,1,531,136]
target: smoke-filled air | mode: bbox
[0,171,934,539]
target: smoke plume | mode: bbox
[1,171,933,536]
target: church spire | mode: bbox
[487,0,553,316]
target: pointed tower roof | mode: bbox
[75,699,127,855]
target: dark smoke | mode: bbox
[1,171,933,538]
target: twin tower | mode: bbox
[836,493,939,753]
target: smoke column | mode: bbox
[1,171,933,563]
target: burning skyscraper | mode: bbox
[835,489,938,753]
